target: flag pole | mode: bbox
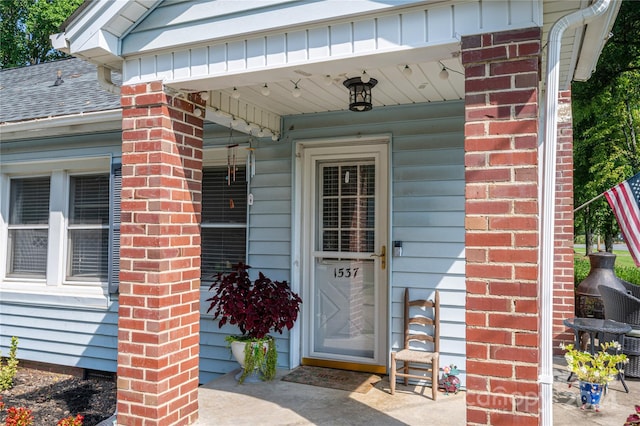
[574,192,606,213]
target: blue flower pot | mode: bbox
[579,381,603,408]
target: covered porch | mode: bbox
[51,1,623,425]
[193,360,637,425]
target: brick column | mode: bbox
[553,90,575,352]
[118,82,204,425]
[462,28,541,425]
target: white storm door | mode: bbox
[301,142,388,369]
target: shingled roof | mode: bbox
[0,57,121,124]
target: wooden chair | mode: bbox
[390,288,440,400]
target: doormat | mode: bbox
[282,366,382,394]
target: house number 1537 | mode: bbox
[333,267,359,278]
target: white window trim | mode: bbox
[0,156,112,308]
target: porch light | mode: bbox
[343,76,378,112]
[261,84,270,96]
[291,80,301,98]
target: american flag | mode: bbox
[605,172,640,267]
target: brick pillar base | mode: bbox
[462,28,542,425]
[117,82,204,425]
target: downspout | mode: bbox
[97,66,121,96]
[539,1,612,425]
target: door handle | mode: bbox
[370,245,386,270]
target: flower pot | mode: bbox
[579,381,604,411]
[230,339,272,383]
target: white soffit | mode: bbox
[122,1,541,88]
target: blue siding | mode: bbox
[283,101,467,377]
[1,101,466,384]
[0,303,118,372]
[0,131,121,373]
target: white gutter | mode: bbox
[97,66,121,96]
[0,110,122,141]
[539,1,612,425]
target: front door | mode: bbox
[299,141,388,373]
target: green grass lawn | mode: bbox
[573,248,636,268]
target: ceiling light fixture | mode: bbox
[291,80,301,98]
[439,66,449,80]
[231,87,240,99]
[343,76,378,112]
[402,65,412,76]
[261,84,270,96]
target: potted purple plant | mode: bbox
[206,262,302,383]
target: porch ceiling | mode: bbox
[53,0,619,137]
[169,48,466,132]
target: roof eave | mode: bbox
[0,110,122,142]
[573,0,622,82]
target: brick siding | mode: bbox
[462,27,542,425]
[117,82,205,426]
[553,90,575,352]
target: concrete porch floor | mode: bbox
[194,358,639,425]
[196,368,465,426]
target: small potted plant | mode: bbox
[206,262,302,383]
[561,341,628,411]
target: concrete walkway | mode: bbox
[194,357,639,426]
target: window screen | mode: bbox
[201,165,247,275]
[320,163,375,253]
[7,177,50,277]
[68,174,110,280]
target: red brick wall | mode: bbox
[118,82,205,425]
[553,89,575,352]
[462,28,542,425]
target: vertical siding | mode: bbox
[283,101,466,378]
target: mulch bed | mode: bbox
[0,367,116,426]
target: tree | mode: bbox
[573,0,640,253]
[0,0,82,69]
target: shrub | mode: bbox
[574,257,640,287]
[5,406,33,426]
[57,414,84,426]
[618,266,640,285]
[0,337,19,391]
[574,257,591,287]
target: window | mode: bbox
[68,174,110,280]
[201,165,247,276]
[7,177,51,278]
[1,156,117,307]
